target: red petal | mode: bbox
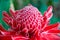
[47,6,52,12]
[48,30,60,33]
[42,33,60,40]
[44,6,53,21]
[11,19,17,29]
[10,8,15,18]
[42,6,53,29]
[12,35,29,40]
[0,31,16,35]
[3,17,12,26]
[3,11,12,20]
[0,35,12,40]
[43,23,59,31]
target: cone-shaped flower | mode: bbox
[0,5,60,40]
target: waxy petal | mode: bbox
[9,8,15,18]
[43,23,59,31]
[48,30,60,33]
[44,6,53,21]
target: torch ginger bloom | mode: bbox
[0,5,60,40]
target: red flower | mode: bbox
[0,5,60,40]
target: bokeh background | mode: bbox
[0,0,60,30]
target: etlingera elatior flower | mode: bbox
[0,5,60,40]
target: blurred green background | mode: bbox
[0,0,60,29]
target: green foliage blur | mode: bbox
[0,0,10,30]
[0,0,60,29]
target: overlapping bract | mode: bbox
[0,5,60,40]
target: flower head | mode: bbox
[0,5,60,40]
